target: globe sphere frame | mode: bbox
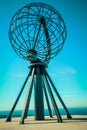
[9,2,67,63]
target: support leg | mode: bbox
[43,80,52,118]
[6,71,31,122]
[34,67,44,120]
[45,70,72,119]
[20,68,35,124]
[44,75,62,122]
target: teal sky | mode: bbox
[0,0,87,111]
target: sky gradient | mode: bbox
[0,0,87,110]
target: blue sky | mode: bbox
[0,0,87,110]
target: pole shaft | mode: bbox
[34,67,44,120]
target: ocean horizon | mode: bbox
[0,107,87,118]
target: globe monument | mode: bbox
[6,2,72,124]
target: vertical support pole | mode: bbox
[34,66,44,120]
[45,70,72,119]
[44,75,62,122]
[6,71,30,122]
[43,80,52,117]
[20,68,35,124]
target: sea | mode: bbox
[0,107,87,118]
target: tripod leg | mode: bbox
[6,71,31,122]
[43,80,53,118]
[45,70,72,119]
[44,75,62,122]
[20,68,35,124]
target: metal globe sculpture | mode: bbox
[9,2,67,63]
[7,2,71,124]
